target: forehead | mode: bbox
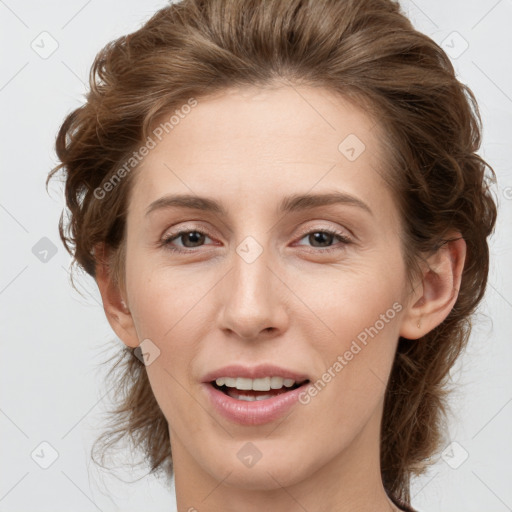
[147,85,379,162]
[129,85,395,221]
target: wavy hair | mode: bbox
[47,0,497,505]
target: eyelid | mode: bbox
[161,221,352,242]
[294,223,352,243]
[161,221,214,240]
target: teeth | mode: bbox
[215,376,298,391]
[231,393,275,401]
[270,377,283,389]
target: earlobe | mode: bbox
[120,298,130,312]
[94,242,140,348]
[399,235,466,340]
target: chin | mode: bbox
[223,466,307,491]
[200,445,313,491]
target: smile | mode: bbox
[212,376,307,401]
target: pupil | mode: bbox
[310,232,332,247]
[183,231,204,247]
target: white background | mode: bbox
[0,1,511,511]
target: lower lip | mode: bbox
[203,382,309,426]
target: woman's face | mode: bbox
[121,85,414,490]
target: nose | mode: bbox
[218,242,288,341]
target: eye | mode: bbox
[160,226,352,254]
[294,228,352,253]
[161,229,215,253]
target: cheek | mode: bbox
[289,260,404,410]
[287,254,405,345]
[125,257,215,342]
[124,259,210,394]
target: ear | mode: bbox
[399,234,466,340]
[94,242,139,348]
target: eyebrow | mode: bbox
[145,191,373,217]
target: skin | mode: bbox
[96,84,466,512]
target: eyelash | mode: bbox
[160,226,352,255]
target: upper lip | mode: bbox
[202,364,310,383]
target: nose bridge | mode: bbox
[233,233,275,308]
[219,233,284,338]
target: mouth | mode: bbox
[210,376,310,402]
[201,365,312,425]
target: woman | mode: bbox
[48,0,497,510]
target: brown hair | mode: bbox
[47,0,497,504]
